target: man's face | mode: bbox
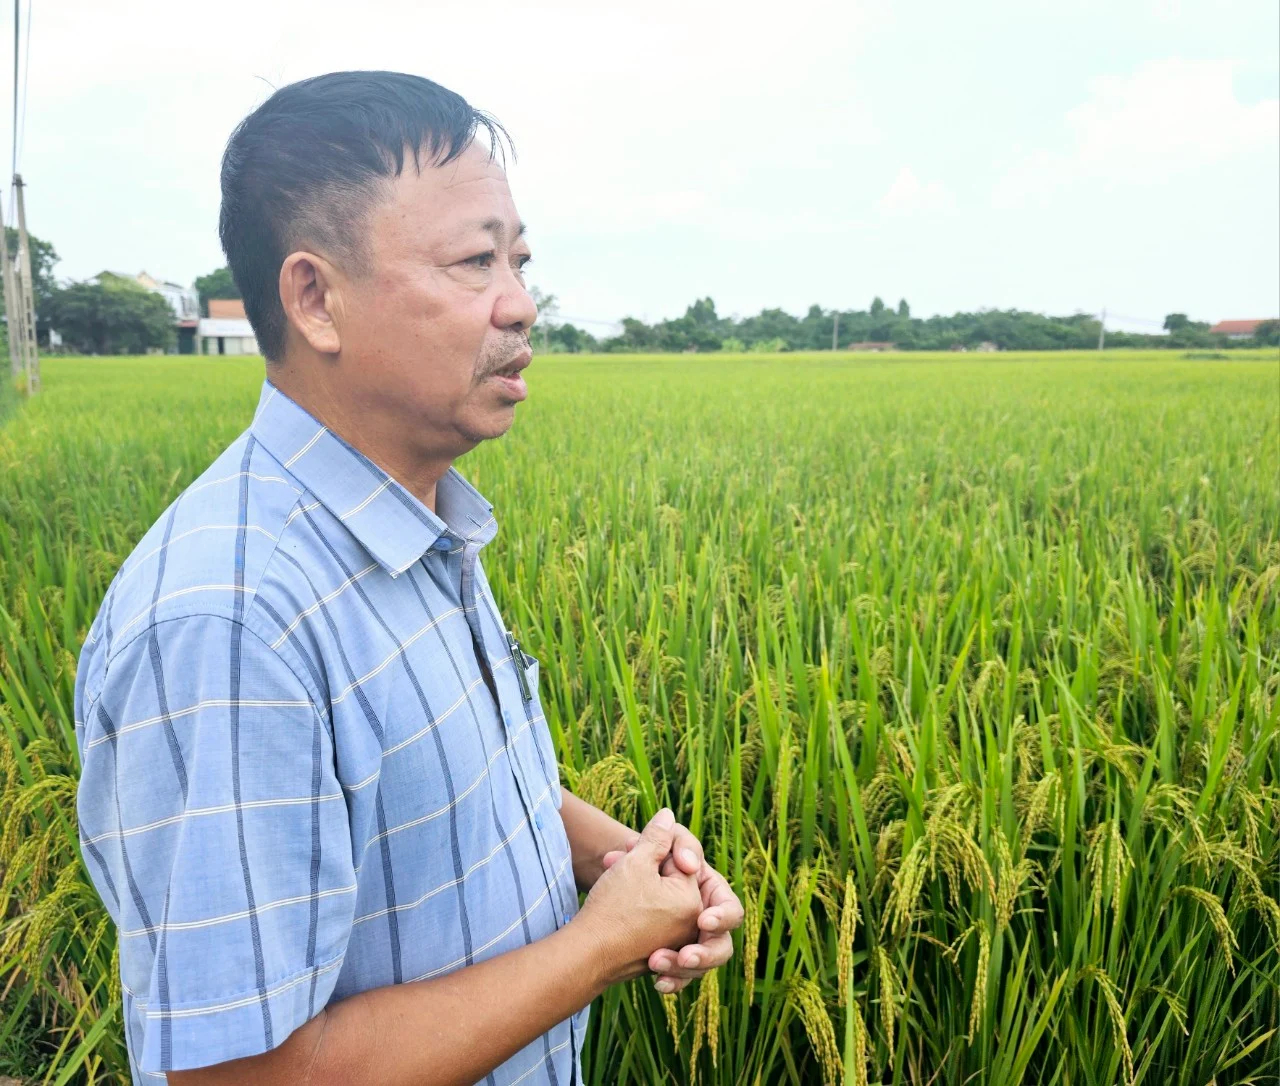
[332,140,537,460]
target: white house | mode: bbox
[134,271,199,322]
[97,271,201,353]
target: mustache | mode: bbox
[477,335,533,376]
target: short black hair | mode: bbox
[218,71,512,361]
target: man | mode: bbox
[73,71,743,1085]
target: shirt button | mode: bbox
[562,913,571,925]
[502,710,511,726]
[534,812,544,830]
[433,537,452,551]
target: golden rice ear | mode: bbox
[787,974,841,1086]
[688,967,721,1082]
[849,997,870,1086]
[836,872,858,1005]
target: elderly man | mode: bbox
[73,71,743,1085]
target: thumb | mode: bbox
[633,807,677,864]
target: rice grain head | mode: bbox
[967,925,990,1042]
[1082,965,1134,1086]
[788,975,841,1086]
[837,872,858,1005]
[876,944,897,1059]
[1173,885,1238,970]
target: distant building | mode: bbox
[845,341,896,352]
[1208,319,1268,340]
[198,298,259,356]
[975,341,1000,352]
[207,298,244,319]
[97,271,201,354]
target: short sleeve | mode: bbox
[75,613,355,1074]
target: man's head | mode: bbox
[219,71,536,464]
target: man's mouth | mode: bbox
[490,350,532,380]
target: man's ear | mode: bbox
[279,251,343,356]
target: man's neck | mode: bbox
[268,363,450,513]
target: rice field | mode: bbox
[1,350,1278,1084]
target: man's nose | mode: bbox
[495,275,539,333]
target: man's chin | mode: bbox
[457,405,517,447]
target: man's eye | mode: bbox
[465,252,494,268]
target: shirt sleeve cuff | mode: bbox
[137,953,344,1074]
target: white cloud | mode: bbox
[878,167,955,214]
[993,57,1279,207]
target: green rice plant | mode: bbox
[1,349,1277,1083]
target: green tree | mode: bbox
[685,297,719,327]
[870,296,886,318]
[1163,313,1191,333]
[606,317,656,352]
[897,298,910,319]
[529,286,559,324]
[2,228,60,313]
[194,266,240,316]
[527,285,561,351]
[1253,319,1280,347]
[548,322,596,352]
[0,229,61,350]
[46,278,176,354]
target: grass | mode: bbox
[0,349,1278,1084]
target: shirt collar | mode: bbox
[249,379,498,576]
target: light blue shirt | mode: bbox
[74,379,586,1084]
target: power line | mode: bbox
[554,312,623,330]
[10,0,18,182]
[16,0,29,173]
[1106,311,1167,328]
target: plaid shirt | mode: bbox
[74,379,586,1084]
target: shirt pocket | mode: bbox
[517,650,562,806]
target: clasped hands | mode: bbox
[596,808,744,995]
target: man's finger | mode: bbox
[669,824,704,875]
[697,897,745,933]
[653,975,692,995]
[648,930,732,976]
[649,961,704,981]
[601,849,625,870]
[672,937,726,971]
[633,807,676,864]
[691,932,734,969]
[697,870,745,932]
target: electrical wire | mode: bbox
[11,0,18,182]
[16,0,30,175]
[1106,312,1168,328]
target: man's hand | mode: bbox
[574,808,703,986]
[601,818,744,994]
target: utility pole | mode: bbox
[1097,307,1106,352]
[831,311,840,351]
[0,190,18,381]
[9,175,37,392]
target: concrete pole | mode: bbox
[0,190,20,380]
[13,174,38,393]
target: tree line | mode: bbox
[6,245,1278,356]
[537,294,1280,353]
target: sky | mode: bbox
[16,0,1280,335]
